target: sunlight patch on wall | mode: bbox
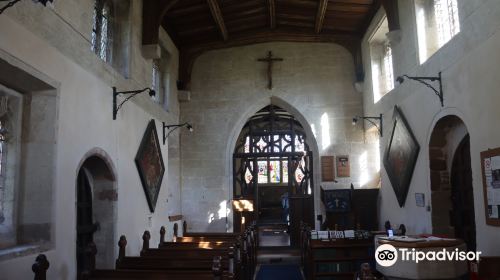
[311,124,317,138]
[359,151,369,187]
[320,113,330,150]
[218,200,229,218]
[416,7,427,64]
[208,212,215,224]
[372,63,381,103]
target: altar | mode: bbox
[375,236,469,279]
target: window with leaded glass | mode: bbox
[415,0,460,64]
[233,105,312,197]
[369,16,394,103]
[91,0,113,62]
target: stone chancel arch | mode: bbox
[232,104,315,246]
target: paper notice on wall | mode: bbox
[491,205,499,219]
[494,190,500,206]
[490,156,500,170]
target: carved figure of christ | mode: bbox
[257,51,283,90]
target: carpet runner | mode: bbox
[255,264,303,280]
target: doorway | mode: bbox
[428,116,476,250]
[76,153,117,278]
[233,105,314,247]
[76,168,96,278]
[450,136,476,251]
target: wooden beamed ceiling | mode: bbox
[148,0,385,89]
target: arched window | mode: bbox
[91,0,113,62]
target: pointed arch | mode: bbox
[224,96,320,232]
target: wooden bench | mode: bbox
[86,234,232,280]
[86,222,257,280]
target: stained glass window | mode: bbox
[295,158,305,183]
[272,135,280,153]
[282,161,289,183]
[244,166,253,184]
[269,160,281,183]
[244,136,250,153]
[258,161,268,183]
[283,135,292,152]
[91,0,113,62]
[295,136,305,152]
[152,60,161,103]
[435,0,460,47]
[256,137,267,152]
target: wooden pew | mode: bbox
[88,222,258,280]
[182,221,239,238]
[178,221,258,280]
[88,235,231,280]
[32,254,50,280]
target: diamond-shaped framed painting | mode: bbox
[383,106,420,207]
[135,119,165,212]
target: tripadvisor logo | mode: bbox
[375,244,398,267]
[375,244,481,267]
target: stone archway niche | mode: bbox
[76,148,117,270]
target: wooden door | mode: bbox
[450,135,476,251]
[76,169,97,278]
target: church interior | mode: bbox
[0,0,500,279]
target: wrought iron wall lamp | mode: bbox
[113,87,155,120]
[396,72,444,107]
[0,0,53,14]
[352,114,383,137]
[162,122,193,144]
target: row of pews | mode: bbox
[33,221,257,280]
[88,222,257,280]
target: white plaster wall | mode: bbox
[361,0,500,255]
[180,42,379,233]
[0,2,181,279]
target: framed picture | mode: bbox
[415,193,425,207]
[480,147,500,226]
[383,106,420,207]
[135,119,165,212]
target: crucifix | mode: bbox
[257,51,283,90]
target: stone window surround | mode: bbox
[0,49,59,262]
[368,15,394,103]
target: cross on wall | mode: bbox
[257,51,283,90]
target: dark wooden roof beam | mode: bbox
[177,25,218,37]
[221,0,263,13]
[226,15,268,27]
[327,4,372,13]
[228,22,268,34]
[268,0,276,29]
[224,7,266,21]
[315,0,328,34]
[278,0,317,9]
[168,3,207,17]
[332,0,373,5]
[207,0,229,41]
[276,13,312,21]
[278,20,315,29]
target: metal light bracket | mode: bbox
[397,72,444,107]
[113,87,155,120]
[162,122,193,144]
[353,114,383,137]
